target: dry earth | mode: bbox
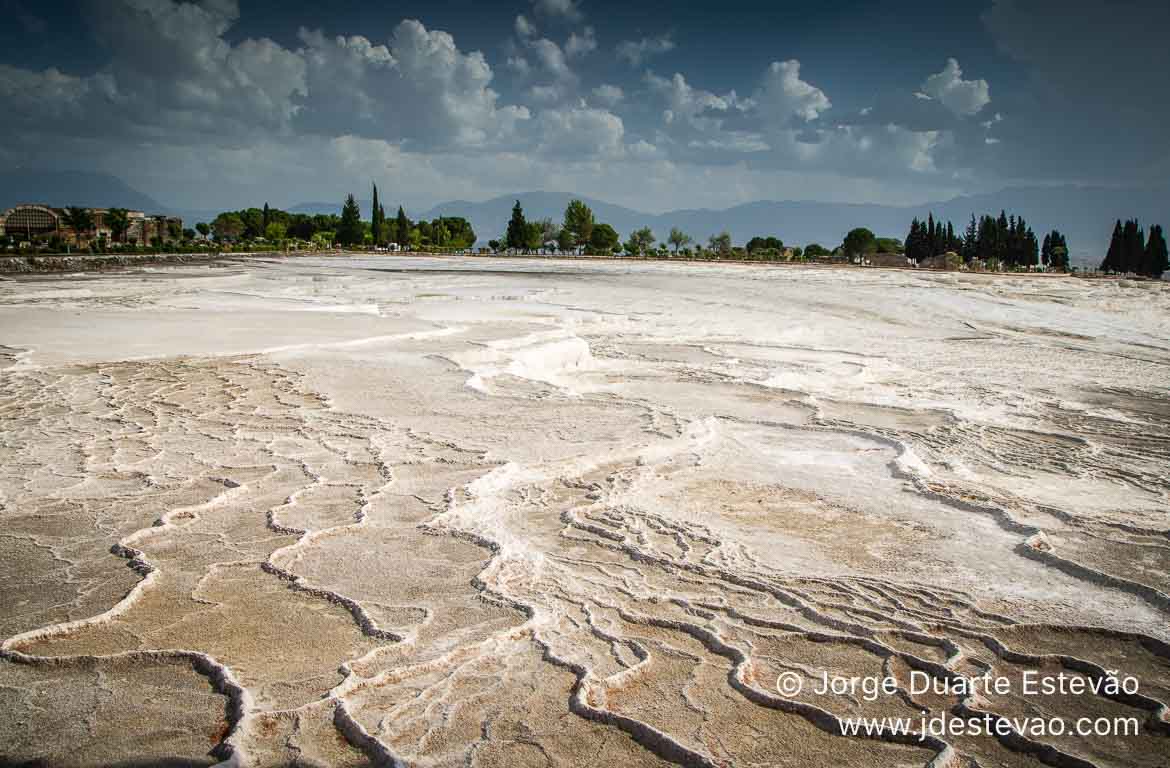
[0,256,1168,767]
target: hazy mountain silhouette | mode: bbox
[417,187,1170,267]
[0,169,165,212]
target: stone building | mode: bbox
[0,204,181,246]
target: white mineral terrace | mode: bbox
[1,256,1168,767]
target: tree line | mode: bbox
[207,184,475,251]
[495,199,827,261]
[1100,220,1168,277]
[900,211,1062,269]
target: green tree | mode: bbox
[804,243,831,259]
[589,223,620,253]
[337,194,363,247]
[1145,224,1168,278]
[62,206,94,248]
[842,227,877,258]
[524,221,544,250]
[195,221,210,238]
[395,206,411,249]
[371,183,383,246]
[506,200,528,250]
[105,208,130,244]
[875,237,902,254]
[265,222,287,242]
[708,231,732,257]
[562,199,595,250]
[625,226,655,256]
[212,212,244,242]
[1100,220,1123,272]
[667,227,692,254]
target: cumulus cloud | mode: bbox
[565,26,597,58]
[0,0,306,141]
[645,71,741,120]
[616,34,675,66]
[506,55,531,76]
[535,106,624,157]
[591,83,624,108]
[754,60,830,123]
[920,58,989,116]
[532,0,583,22]
[514,14,536,38]
[295,20,529,148]
[528,37,572,81]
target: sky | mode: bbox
[1,0,1168,212]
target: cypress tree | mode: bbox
[371,183,382,246]
[1119,219,1143,274]
[962,215,977,262]
[1145,225,1169,278]
[262,202,270,233]
[338,194,362,247]
[395,206,411,248]
[506,200,528,250]
[1101,220,1123,272]
[906,219,920,263]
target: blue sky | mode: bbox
[1,0,1167,212]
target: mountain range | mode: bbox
[5,170,1168,267]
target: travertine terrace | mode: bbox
[1,256,1168,767]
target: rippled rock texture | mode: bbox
[1,257,1168,767]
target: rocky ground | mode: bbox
[1,256,1167,767]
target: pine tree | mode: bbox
[1101,220,1123,272]
[338,194,362,247]
[905,219,921,263]
[1048,230,1070,271]
[371,183,382,246]
[395,206,411,249]
[1145,224,1169,278]
[1119,219,1144,274]
[506,200,528,250]
[962,215,977,262]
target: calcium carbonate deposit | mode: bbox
[1,256,1168,767]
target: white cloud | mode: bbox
[514,14,536,38]
[565,26,597,58]
[755,59,830,123]
[527,84,564,103]
[591,83,624,108]
[645,71,739,119]
[532,0,583,22]
[295,20,529,149]
[506,56,531,76]
[616,34,674,66]
[529,37,571,80]
[920,58,989,116]
[535,106,625,157]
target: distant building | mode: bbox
[0,204,181,246]
[0,204,61,240]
